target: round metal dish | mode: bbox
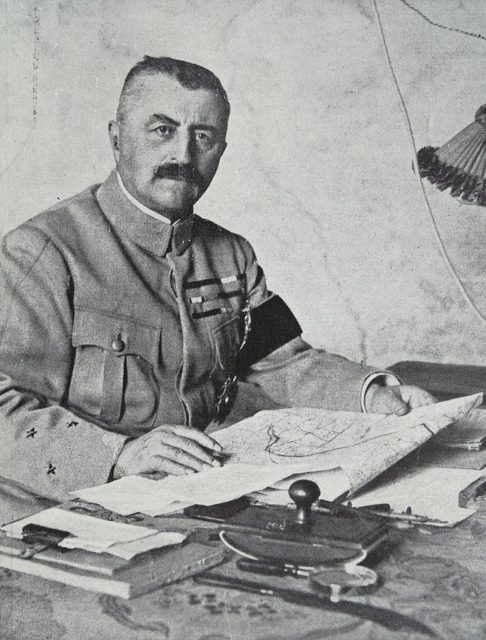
[220,530,363,567]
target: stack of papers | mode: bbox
[349,467,484,527]
[71,394,482,525]
[434,408,486,449]
[73,463,324,516]
[2,507,186,559]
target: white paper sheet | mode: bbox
[106,531,187,560]
[253,467,351,504]
[162,463,329,504]
[72,475,191,516]
[1,507,156,551]
[349,467,483,526]
[72,462,327,514]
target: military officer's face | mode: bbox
[109,73,228,218]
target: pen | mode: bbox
[361,510,449,525]
[236,558,309,578]
[211,451,231,463]
[315,499,390,519]
[203,446,231,464]
[346,502,448,525]
[355,503,391,512]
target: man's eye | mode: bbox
[195,131,213,146]
[154,125,173,137]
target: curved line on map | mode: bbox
[266,423,430,458]
[398,0,486,41]
[264,425,281,454]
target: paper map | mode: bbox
[215,393,483,495]
[72,394,482,516]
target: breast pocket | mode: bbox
[69,308,160,429]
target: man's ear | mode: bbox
[108,120,120,162]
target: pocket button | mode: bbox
[111,337,125,352]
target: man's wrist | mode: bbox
[361,373,401,412]
[110,437,132,480]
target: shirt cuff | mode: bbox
[361,372,401,412]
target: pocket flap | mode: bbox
[72,308,160,363]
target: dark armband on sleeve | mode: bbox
[236,295,302,371]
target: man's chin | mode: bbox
[149,184,199,215]
[148,195,197,218]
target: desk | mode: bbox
[389,361,486,404]
[3,360,486,640]
[2,496,486,640]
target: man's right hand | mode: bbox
[113,424,223,478]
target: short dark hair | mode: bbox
[117,55,230,122]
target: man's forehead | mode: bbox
[122,73,226,126]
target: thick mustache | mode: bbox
[153,163,204,186]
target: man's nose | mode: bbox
[170,131,193,165]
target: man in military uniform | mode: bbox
[0,57,434,521]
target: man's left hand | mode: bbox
[365,383,436,415]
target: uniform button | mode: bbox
[111,338,125,352]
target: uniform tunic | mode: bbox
[0,171,382,515]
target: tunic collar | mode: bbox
[116,172,171,224]
[96,170,195,256]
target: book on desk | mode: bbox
[0,528,225,599]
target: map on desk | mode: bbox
[72,394,482,519]
[215,393,483,502]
